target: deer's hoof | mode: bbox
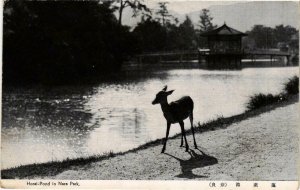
[194,145,198,149]
[161,149,165,153]
[180,144,183,147]
[185,148,189,152]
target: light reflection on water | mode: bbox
[1,67,298,169]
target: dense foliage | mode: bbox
[133,16,197,52]
[246,93,287,110]
[284,76,299,95]
[244,25,298,50]
[3,1,134,84]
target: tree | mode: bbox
[112,0,150,26]
[246,25,275,49]
[177,16,197,50]
[196,9,217,48]
[245,24,298,49]
[198,9,217,32]
[133,18,167,52]
[274,25,297,45]
[155,2,175,26]
[3,0,135,84]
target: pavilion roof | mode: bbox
[201,24,247,36]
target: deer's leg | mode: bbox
[180,132,184,147]
[189,113,198,149]
[179,121,189,152]
[162,122,171,153]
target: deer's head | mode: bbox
[152,85,174,105]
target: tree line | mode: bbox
[3,1,135,84]
[3,0,299,85]
[244,25,298,50]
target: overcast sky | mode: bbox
[143,1,242,14]
[120,1,299,31]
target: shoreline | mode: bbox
[1,94,299,179]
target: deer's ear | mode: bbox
[162,85,167,91]
[167,90,174,95]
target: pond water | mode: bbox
[1,67,298,169]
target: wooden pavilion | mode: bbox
[200,23,247,69]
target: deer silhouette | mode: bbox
[152,85,198,153]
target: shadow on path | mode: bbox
[165,148,218,179]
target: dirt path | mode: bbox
[46,103,299,180]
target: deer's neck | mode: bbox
[160,101,175,122]
[160,101,169,113]
[160,100,174,121]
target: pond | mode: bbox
[1,67,298,169]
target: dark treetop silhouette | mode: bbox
[3,1,135,84]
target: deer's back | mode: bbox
[169,96,194,122]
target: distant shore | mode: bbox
[1,94,298,179]
[122,61,298,71]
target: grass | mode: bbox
[1,154,113,179]
[247,76,299,110]
[246,93,287,110]
[284,76,299,95]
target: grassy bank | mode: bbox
[1,92,298,179]
[247,76,298,110]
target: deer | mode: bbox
[152,85,198,153]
